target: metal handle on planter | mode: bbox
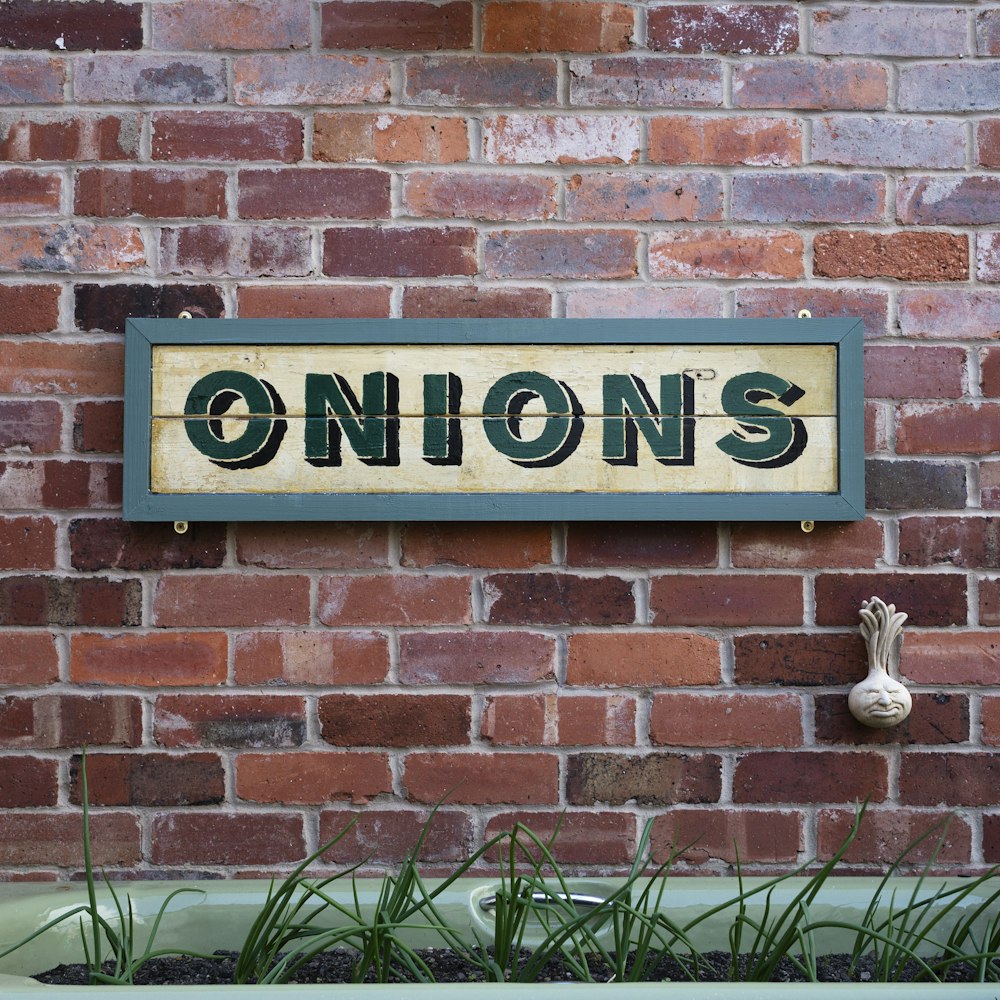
[478,891,607,913]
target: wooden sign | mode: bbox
[124,318,864,521]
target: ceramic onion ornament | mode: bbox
[849,596,912,728]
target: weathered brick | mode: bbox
[314,112,468,163]
[899,289,1000,340]
[903,632,1000,685]
[983,461,1000,510]
[484,228,637,279]
[233,631,389,686]
[812,116,965,169]
[864,346,965,400]
[733,59,887,110]
[152,111,303,162]
[154,573,310,627]
[0,694,141,748]
[817,808,971,864]
[815,572,966,627]
[734,751,888,804]
[483,693,636,747]
[651,692,802,748]
[566,752,721,806]
[405,56,557,106]
[899,63,1000,113]
[70,518,225,571]
[0,575,140,627]
[983,347,1000,395]
[815,230,968,282]
[900,753,1000,807]
[0,632,58,685]
[482,114,639,164]
[649,115,801,166]
[735,632,866,687]
[160,225,311,278]
[980,9,1000,55]
[320,693,471,747]
[565,286,722,318]
[70,752,223,806]
[979,234,1000,283]
[398,631,555,684]
[485,810,637,865]
[0,516,56,570]
[569,56,722,108]
[0,459,121,509]
[653,573,803,626]
[401,523,551,568]
[403,284,552,318]
[650,228,803,280]
[560,695,637,746]
[984,696,1000,746]
[238,284,391,318]
[653,809,803,865]
[567,172,722,222]
[0,813,139,867]
[0,111,138,162]
[238,168,390,220]
[865,458,967,511]
[985,582,1000,625]
[897,402,1000,456]
[0,167,60,216]
[815,692,969,747]
[813,5,967,57]
[152,0,310,50]
[485,572,634,624]
[0,284,60,333]
[906,177,1000,229]
[0,223,144,273]
[234,54,389,106]
[404,751,559,804]
[866,401,888,453]
[154,694,306,749]
[236,522,388,569]
[899,516,1000,568]
[323,226,476,277]
[75,167,226,219]
[237,752,391,805]
[320,808,474,863]
[648,4,797,54]
[0,756,56,806]
[979,119,1000,167]
[732,172,884,223]
[322,1,472,49]
[319,574,471,627]
[566,632,720,686]
[0,400,61,452]
[731,520,883,569]
[403,171,555,221]
[484,2,631,52]
[0,56,64,104]
[74,55,227,104]
[151,811,304,865]
[75,282,224,334]
[1,1,141,50]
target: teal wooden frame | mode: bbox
[123,317,865,522]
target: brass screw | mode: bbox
[178,310,193,320]
[800,520,815,533]
[797,309,812,319]
[173,520,189,534]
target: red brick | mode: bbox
[323,226,476,277]
[403,285,551,318]
[152,0,309,50]
[235,522,388,569]
[0,56,65,103]
[75,282,224,333]
[0,284,60,334]
[568,172,721,223]
[983,460,1000,510]
[0,460,121,510]
[652,809,803,865]
[567,632,719,687]
[734,751,888,804]
[314,112,468,164]
[815,230,968,282]
[898,176,1000,226]
[817,809,972,864]
[236,751,391,805]
[865,458,967,511]
[160,225,311,278]
[649,115,800,166]
[401,523,551,568]
[651,574,802,626]
[398,631,555,684]
[403,171,556,220]
[732,173,884,223]
[649,4,797,54]
[567,751,721,806]
[565,286,722,319]
[980,235,1000,283]
[320,808,474,863]
[154,573,310,627]
[484,228,636,279]
[812,116,965,169]
[481,693,636,746]
[735,286,888,336]
[71,632,227,686]
[864,346,966,400]
[238,284,391,318]
[238,168,389,220]
[152,111,303,162]
[814,692,969,747]
[0,1,141,50]
[898,516,999,568]
[0,632,58,685]
[567,522,717,567]
[0,812,139,867]
[734,632,864,687]
[0,112,139,161]
[74,167,226,219]
[485,810,637,865]
[0,694,141,749]
[813,5,966,57]
[651,693,802,749]
[320,693,471,747]
[978,119,1000,167]
[0,575,139,627]
[70,518,225,571]
[986,347,1000,396]
[72,401,122,452]
[322,1,472,49]
[987,815,1000,864]
[319,574,471,626]
[151,811,304,865]
[733,59,888,110]
[70,751,224,806]
[897,402,1000,456]
[73,54,227,103]
[1,400,64,456]
[0,516,56,570]
[557,694,636,746]
[0,167,60,216]
[569,56,721,108]
[731,520,883,569]
[483,114,639,164]
[899,289,1000,340]
[650,228,802,280]
[154,694,306,749]
[0,757,57,806]
[484,2,631,52]
[405,56,557,107]
[0,222,144,272]
[902,632,1000,685]
[234,630,389,686]
[404,751,559,804]
[815,573,966,628]
[481,693,557,746]
[900,753,1000,807]
[485,572,633,625]
[983,696,1000,746]
[235,54,389,106]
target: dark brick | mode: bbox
[647,4,797,54]
[566,751,721,805]
[0,694,141,748]
[324,226,476,277]
[402,285,552,318]
[734,751,888,804]
[72,401,123,453]
[731,172,884,224]
[865,459,967,511]
[70,752,224,806]
[75,283,224,334]
[814,693,969,746]
[318,694,471,747]
[734,633,864,686]
[815,573,966,627]
[0,757,57,807]
[0,575,141,627]
[237,167,390,220]
[900,753,1000,807]
[566,522,717,567]
[322,1,472,50]
[70,518,227,571]
[986,814,1000,863]
[405,56,557,107]
[0,1,142,50]
[0,400,61,453]
[485,572,635,624]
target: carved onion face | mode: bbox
[848,673,912,729]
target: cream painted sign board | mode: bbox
[124,318,865,522]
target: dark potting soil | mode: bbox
[35,949,993,985]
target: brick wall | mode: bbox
[1,0,998,879]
